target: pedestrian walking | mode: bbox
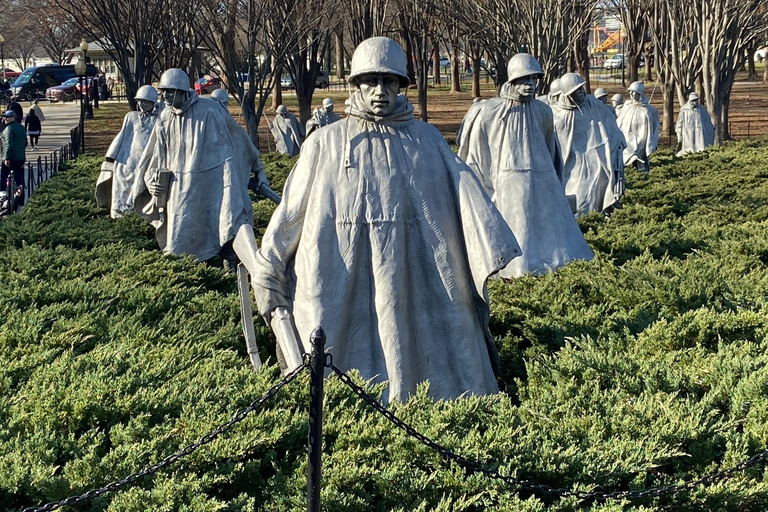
[1,110,26,209]
[24,108,41,151]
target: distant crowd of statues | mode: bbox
[94,39,716,404]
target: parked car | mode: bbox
[281,71,330,90]
[603,54,625,69]
[439,57,450,67]
[194,76,221,95]
[12,63,99,101]
[46,77,81,103]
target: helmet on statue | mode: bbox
[506,53,543,83]
[135,85,158,103]
[627,81,645,95]
[594,87,608,100]
[211,88,229,107]
[158,68,191,92]
[348,37,410,88]
[559,73,586,96]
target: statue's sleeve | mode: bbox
[543,106,564,182]
[252,138,320,318]
[105,113,130,162]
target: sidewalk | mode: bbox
[29,102,81,154]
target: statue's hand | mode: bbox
[148,178,167,197]
[101,161,113,172]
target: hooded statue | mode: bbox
[617,81,660,173]
[457,55,593,277]
[305,98,340,138]
[551,73,627,214]
[96,85,160,218]
[270,105,304,156]
[675,92,714,156]
[132,68,269,265]
[252,37,521,403]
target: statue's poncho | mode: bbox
[271,111,304,156]
[133,93,263,261]
[252,93,521,403]
[305,108,340,138]
[617,96,660,172]
[676,103,714,156]
[551,95,626,214]
[96,110,158,218]
[457,84,594,278]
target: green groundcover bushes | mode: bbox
[2,143,768,511]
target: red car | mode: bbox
[194,76,221,95]
[46,77,81,103]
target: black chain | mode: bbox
[329,363,768,502]
[20,364,308,512]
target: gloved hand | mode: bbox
[148,176,167,197]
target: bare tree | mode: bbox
[54,0,202,108]
[396,0,437,121]
[0,1,39,69]
[21,0,82,64]
[694,0,768,143]
[608,0,649,85]
[346,0,389,47]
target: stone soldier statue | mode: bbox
[593,88,609,105]
[305,97,340,138]
[547,77,562,106]
[210,88,229,110]
[675,92,715,157]
[611,94,624,117]
[252,37,521,403]
[458,54,593,278]
[269,105,304,156]
[96,85,160,218]
[617,81,660,173]
[551,73,626,215]
[132,68,273,273]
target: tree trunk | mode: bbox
[432,39,441,85]
[336,31,345,80]
[626,52,641,83]
[662,81,674,140]
[403,35,416,86]
[695,73,704,107]
[644,49,653,82]
[242,89,260,147]
[574,34,590,93]
[722,92,731,141]
[271,57,282,109]
[494,50,507,93]
[747,47,758,81]
[472,56,481,98]
[450,43,461,93]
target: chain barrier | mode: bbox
[329,363,768,502]
[20,364,308,512]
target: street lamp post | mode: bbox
[0,35,5,83]
[74,56,86,154]
[80,40,93,119]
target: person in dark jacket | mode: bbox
[1,110,26,209]
[24,108,41,151]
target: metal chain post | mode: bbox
[307,326,326,512]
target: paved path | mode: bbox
[29,102,81,154]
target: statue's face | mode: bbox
[323,104,334,113]
[597,95,608,105]
[629,91,642,102]
[163,88,187,109]
[137,99,155,113]
[511,75,537,99]
[689,97,699,106]
[569,87,586,105]
[356,73,401,115]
